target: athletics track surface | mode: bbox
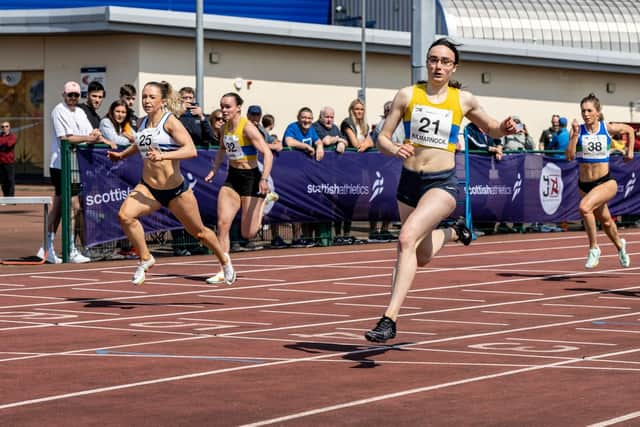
[1,231,640,426]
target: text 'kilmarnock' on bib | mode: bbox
[409,104,453,149]
[580,134,608,160]
[136,128,161,157]
[224,134,244,160]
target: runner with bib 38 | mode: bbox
[364,37,519,343]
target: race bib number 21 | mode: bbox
[409,105,453,149]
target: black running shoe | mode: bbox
[452,217,472,246]
[365,316,397,343]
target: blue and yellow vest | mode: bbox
[223,117,257,161]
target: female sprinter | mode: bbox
[204,93,273,283]
[107,81,235,286]
[566,92,634,269]
[365,38,519,343]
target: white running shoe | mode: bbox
[69,249,91,264]
[37,246,62,264]
[222,253,236,286]
[132,256,155,285]
[205,270,224,284]
[585,247,601,269]
[618,238,630,268]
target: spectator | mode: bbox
[369,101,402,243]
[341,98,374,152]
[0,121,17,197]
[178,86,215,147]
[539,114,560,151]
[119,83,138,131]
[312,106,348,153]
[463,121,503,160]
[283,107,323,247]
[502,116,534,151]
[208,108,224,146]
[261,114,279,142]
[248,105,283,152]
[37,81,102,264]
[99,100,134,148]
[78,81,105,129]
[549,117,570,159]
[247,106,287,248]
[371,100,404,145]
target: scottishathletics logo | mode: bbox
[539,162,563,215]
[512,172,522,202]
[369,171,384,202]
[625,172,636,198]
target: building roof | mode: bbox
[0,5,639,74]
[442,0,640,53]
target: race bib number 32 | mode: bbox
[224,134,244,160]
[409,105,453,149]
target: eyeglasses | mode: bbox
[65,92,80,98]
[0,125,9,128]
[214,117,224,122]
[427,56,455,67]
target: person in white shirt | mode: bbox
[37,81,104,264]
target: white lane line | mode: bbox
[260,310,349,318]
[588,410,640,427]
[72,288,147,294]
[35,308,121,316]
[599,296,640,301]
[333,282,389,288]
[31,276,99,282]
[482,310,573,318]
[178,318,272,326]
[411,319,509,326]
[269,289,347,295]
[0,284,25,287]
[543,303,631,310]
[0,294,63,300]
[239,346,640,426]
[407,296,485,302]
[577,328,640,334]
[505,337,616,346]
[463,290,544,296]
[334,303,422,310]
[165,305,206,308]
[336,327,437,336]
[196,295,280,302]
[242,278,287,282]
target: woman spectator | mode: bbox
[340,98,374,152]
[100,100,135,148]
[207,108,225,146]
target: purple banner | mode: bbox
[77,149,640,246]
[77,149,404,246]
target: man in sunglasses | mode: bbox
[0,121,16,197]
[37,81,103,264]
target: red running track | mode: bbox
[1,231,640,426]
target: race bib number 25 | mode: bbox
[136,128,160,157]
[409,105,453,149]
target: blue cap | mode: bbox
[559,117,568,127]
[247,105,262,115]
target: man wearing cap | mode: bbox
[37,81,103,264]
[247,105,282,152]
[549,117,570,159]
[0,121,17,197]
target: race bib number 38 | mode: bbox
[581,134,608,160]
[409,105,453,149]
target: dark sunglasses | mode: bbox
[65,92,80,98]
[214,117,224,121]
[0,125,9,128]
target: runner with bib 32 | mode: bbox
[364,37,519,343]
